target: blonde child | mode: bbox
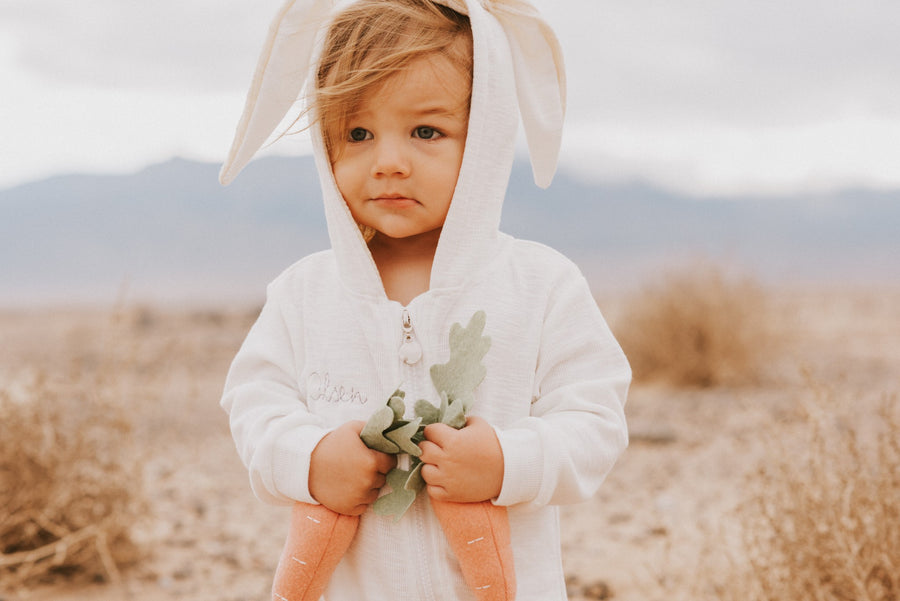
[219,0,630,599]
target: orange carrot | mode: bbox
[270,499,514,601]
[271,502,359,601]
[271,312,514,600]
[431,499,516,601]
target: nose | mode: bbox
[371,137,410,178]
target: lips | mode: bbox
[370,194,419,208]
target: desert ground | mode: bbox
[1,282,898,601]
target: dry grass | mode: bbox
[0,317,146,589]
[721,385,900,601]
[615,263,772,387]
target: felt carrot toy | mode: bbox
[430,498,515,600]
[271,311,515,601]
[271,503,359,601]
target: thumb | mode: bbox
[423,422,458,448]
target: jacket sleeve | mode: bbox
[220,277,329,506]
[493,265,630,508]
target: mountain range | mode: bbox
[2,156,898,306]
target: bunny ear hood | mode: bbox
[220,0,566,297]
[219,0,334,188]
[220,0,565,188]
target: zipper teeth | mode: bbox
[413,494,438,600]
[398,308,436,598]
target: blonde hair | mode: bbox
[314,0,473,160]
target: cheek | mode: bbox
[443,144,466,191]
[331,160,356,200]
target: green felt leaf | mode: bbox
[360,312,491,522]
[439,390,449,418]
[414,399,441,425]
[429,311,491,413]
[441,397,467,429]
[387,389,406,421]
[385,417,423,457]
[405,459,425,493]
[360,405,400,454]
[373,467,418,520]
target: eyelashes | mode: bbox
[414,126,441,140]
[348,127,372,142]
[346,126,445,142]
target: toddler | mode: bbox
[220,0,630,599]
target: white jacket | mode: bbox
[220,1,630,599]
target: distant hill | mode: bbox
[2,156,898,306]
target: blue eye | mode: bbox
[415,126,439,139]
[349,128,371,142]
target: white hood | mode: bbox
[220,0,566,298]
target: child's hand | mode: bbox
[419,416,504,503]
[309,421,397,516]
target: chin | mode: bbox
[372,226,442,242]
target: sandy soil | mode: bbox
[2,286,898,601]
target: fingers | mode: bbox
[345,420,367,435]
[335,475,385,515]
[344,502,371,517]
[420,460,438,482]
[465,415,488,428]
[364,484,382,505]
[423,422,456,446]
[420,460,450,502]
[425,483,449,502]
[420,460,449,500]
[417,439,443,465]
[371,449,397,475]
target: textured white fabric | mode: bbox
[219,0,332,186]
[220,1,629,599]
[222,239,630,601]
[218,0,565,188]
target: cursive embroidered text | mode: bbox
[308,371,369,405]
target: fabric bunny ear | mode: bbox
[219,0,333,186]
[219,0,566,188]
[486,0,566,189]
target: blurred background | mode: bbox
[2,0,899,306]
[2,3,899,600]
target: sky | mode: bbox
[2,0,900,197]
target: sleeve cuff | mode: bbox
[493,425,544,507]
[252,425,330,505]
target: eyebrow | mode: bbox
[351,99,470,122]
[407,103,469,118]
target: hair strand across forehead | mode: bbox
[313,0,473,159]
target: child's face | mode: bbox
[331,52,470,242]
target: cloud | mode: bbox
[0,0,279,92]
[562,113,900,196]
[10,0,899,118]
[540,0,900,126]
[2,0,900,195]
[528,0,900,194]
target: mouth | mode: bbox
[370,194,418,207]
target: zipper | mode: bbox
[398,308,423,365]
[395,307,436,598]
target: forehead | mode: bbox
[355,53,471,116]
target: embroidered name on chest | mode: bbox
[308,372,368,405]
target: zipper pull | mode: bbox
[399,308,422,365]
